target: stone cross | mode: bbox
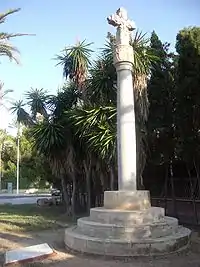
[107,7,136,46]
[107,8,137,191]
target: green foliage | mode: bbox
[4,25,200,210]
[55,40,93,90]
[87,56,117,105]
[31,122,66,157]
[131,31,158,77]
[0,8,30,63]
[147,31,175,165]
[10,100,33,126]
[0,82,13,110]
[1,129,53,189]
[25,88,49,119]
[175,27,200,165]
[67,106,117,162]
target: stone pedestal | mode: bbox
[64,190,191,257]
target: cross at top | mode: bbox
[107,8,136,46]
[107,7,135,31]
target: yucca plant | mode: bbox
[67,106,117,163]
[25,88,49,120]
[55,40,93,91]
[10,100,34,126]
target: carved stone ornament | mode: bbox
[107,7,136,63]
[113,44,134,65]
[107,7,135,46]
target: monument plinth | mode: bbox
[64,7,191,257]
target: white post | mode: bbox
[16,122,20,194]
[116,62,137,190]
[108,7,137,191]
[0,144,2,191]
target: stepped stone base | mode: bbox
[64,191,191,257]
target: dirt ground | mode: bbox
[1,228,200,267]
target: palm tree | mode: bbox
[0,82,13,110]
[10,100,33,126]
[31,113,76,216]
[0,129,7,190]
[55,40,93,91]
[10,100,33,194]
[47,82,81,118]
[0,8,30,63]
[25,88,49,120]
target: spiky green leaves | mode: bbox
[66,106,117,163]
[56,40,93,90]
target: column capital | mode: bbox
[115,60,133,72]
[113,44,134,67]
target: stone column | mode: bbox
[116,61,137,190]
[108,8,137,191]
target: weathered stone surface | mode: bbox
[64,190,191,256]
[77,216,178,239]
[65,226,191,257]
[90,207,165,225]
[104,191,151,210]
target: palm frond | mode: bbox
[55,40,93,90]
[0,42,20,63]
[31,122,66,157]
[25,88,49,119]
[0,8,34,64]
[131,30,158,76]
[10,100,34,126]
[66,106,117,162]
[87,56,117,105]
[0,82,13,109]
[48,82,81,118]
[0,8,21,24]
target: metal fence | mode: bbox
[147,176,200,227]
[151,197,200,226]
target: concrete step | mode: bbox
[64,226,191,257]
[90,207,165,225]
[77,216,178,239]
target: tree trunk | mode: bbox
[193,159,200,200]
[71,173,76,220]
[100,172,106,191]
[91,169,96,207]
[83,160,91,214]
[187,164,198,224]
[163,163,169,211]
[170,161,177,217]
[60,175,71,215]
[0,145,2,191]
[110,165,115,190]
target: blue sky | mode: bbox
[0,0,200,133]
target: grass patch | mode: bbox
[0,204,72,232]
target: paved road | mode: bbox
[0,194,51,205]
[0,194,50,199]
